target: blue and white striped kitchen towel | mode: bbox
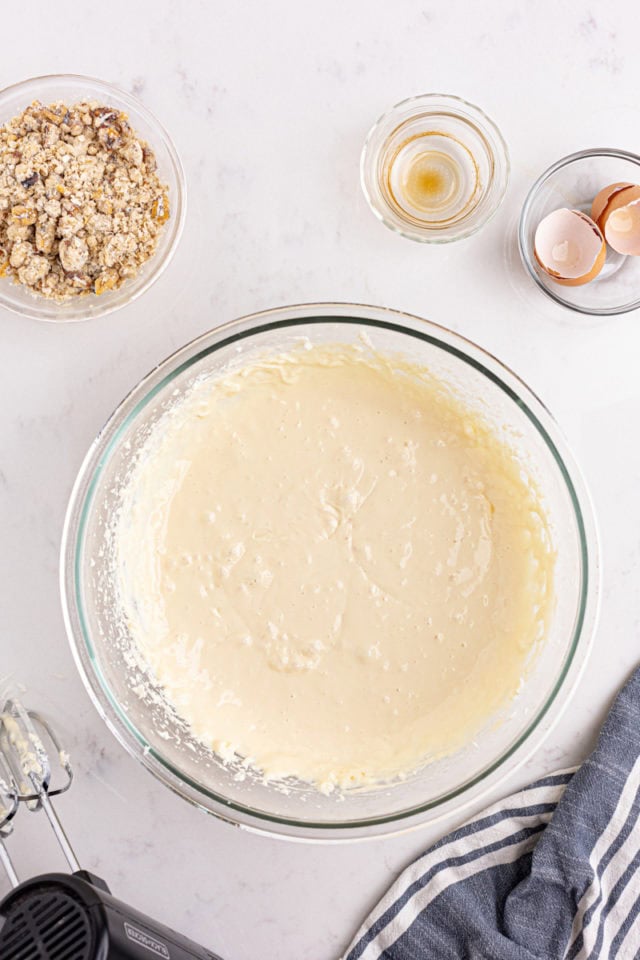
[345,667,640,960]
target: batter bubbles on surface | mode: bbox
[115,344,554,793]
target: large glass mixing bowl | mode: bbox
[60,303,599,840]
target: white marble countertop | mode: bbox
[1,2,639,957]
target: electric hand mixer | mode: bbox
[0,697,223,960]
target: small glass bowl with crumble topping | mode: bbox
[0,74,186,322]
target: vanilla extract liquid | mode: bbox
[385,131,480,225]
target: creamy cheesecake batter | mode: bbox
[115,344,554,792]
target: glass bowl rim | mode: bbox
[518,147,640,317]
[60,302,600,841]
[360,93,510,244]
[0,72,187,323]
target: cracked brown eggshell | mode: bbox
[591,183,640,256]
[534,208,606,286]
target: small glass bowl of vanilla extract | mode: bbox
[361,93,509,243]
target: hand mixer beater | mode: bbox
[0,697,222,960]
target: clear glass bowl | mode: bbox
[360,94,509,243]
[0,74,186,322]
[519,149,640,316]
[60,303,599,841]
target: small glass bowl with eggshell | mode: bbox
[519,149,640,316]
[361,94,510,243]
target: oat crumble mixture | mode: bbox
[0,100,170,301]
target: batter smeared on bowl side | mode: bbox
[115,344,555,792]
